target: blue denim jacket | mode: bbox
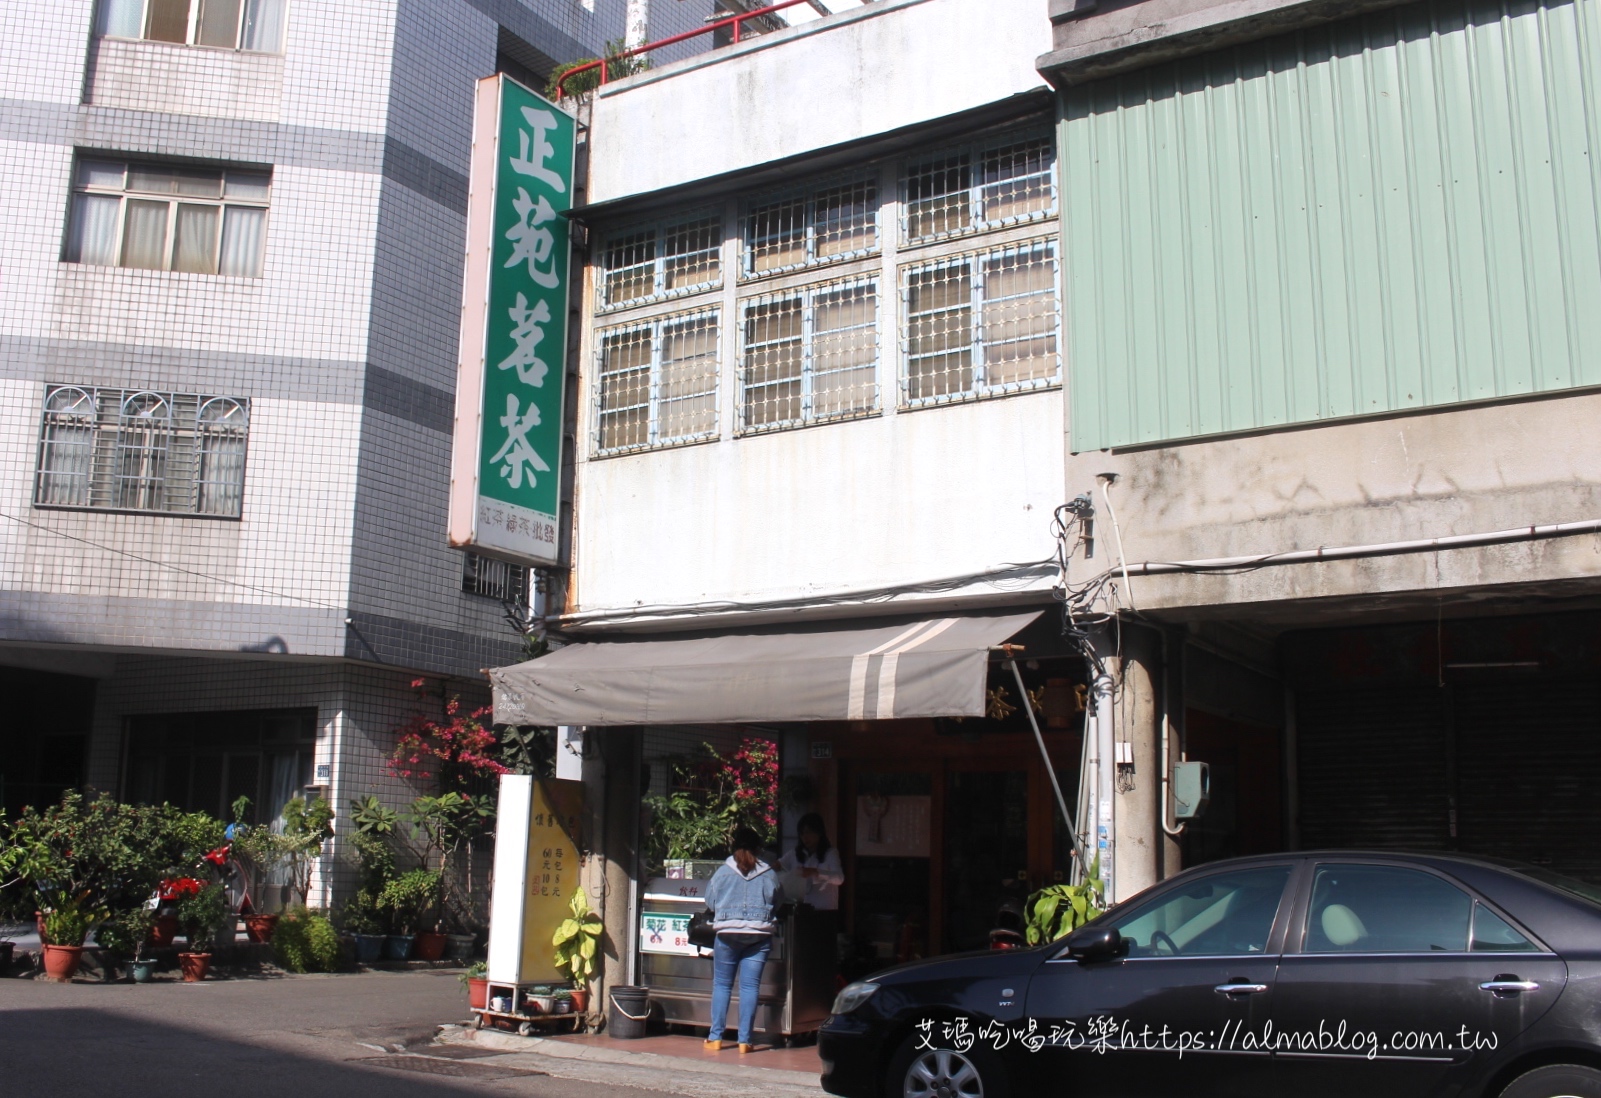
[704,857,783,934]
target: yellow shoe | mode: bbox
[704,1039,723,1051]
[738,1043,754,1054]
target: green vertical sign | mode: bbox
[470,77,573,563]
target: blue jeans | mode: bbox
[708,933,770,1045]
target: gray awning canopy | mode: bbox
[490,611,1044,727]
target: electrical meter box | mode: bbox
[1173,761,1210,821]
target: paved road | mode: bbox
[0,969,702,1098]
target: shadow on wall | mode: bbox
[240,636,291,654]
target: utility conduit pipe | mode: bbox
[1121,519,1601,576]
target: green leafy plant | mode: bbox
[459,960,488,988]
[551,887,602,988]
[1024,855,1107,945]
[279,796,335,907]
[545,37,650,100]
[175,882,231,951]
[642,738,779,872]
[42,896,107,948]
[273,907,341,973]
[228,796,291,906]
[378,869,442,936]
[95,906,156,961]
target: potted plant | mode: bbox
[378,868,440,961]
[94,904,157,983]
[174,881,229,982]
[227,799,289,943]
[40,899,105,982]
[551,887,602,1013]
[459,960,489,1010]
[280,797,335,908]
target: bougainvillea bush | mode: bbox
[386,679,510,788]
[642,737,781,871]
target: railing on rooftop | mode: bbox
[555,0,821,100]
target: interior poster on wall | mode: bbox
[448,74,573,566]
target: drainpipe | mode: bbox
[1089,634,1116,902]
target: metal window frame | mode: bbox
[740,172,881,281]
[32,383,250,519]
[596,209,724,312]
[593,306,722,456]
[64,154,271,275]
[461,550,531,605]
[737,273,880,435]
[899,237,1060,409]
[900,126,1058,246]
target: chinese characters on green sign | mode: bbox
[450,76,573,565]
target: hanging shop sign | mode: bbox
[449,74,574,566]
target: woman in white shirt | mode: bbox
[779,813,845,922]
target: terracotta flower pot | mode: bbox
[243,914,279,943]
[42,944,84,982]
[467,977,489,1011]
[569,988,590,1013]
[413,931,448,961]
[178,952,212,982]
[148,916,179,948]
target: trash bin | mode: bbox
[608,985,651,1039]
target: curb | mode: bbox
[437,1024,824,1090]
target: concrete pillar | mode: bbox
[1104,623,1164,903]
[596,727,642,1017]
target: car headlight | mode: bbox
[830,980,880,1016]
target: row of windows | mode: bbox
[597,129,1057,310]
[97,0,288,54]
[593,238,1059,454]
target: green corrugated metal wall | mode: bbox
[1062,0,1601,453]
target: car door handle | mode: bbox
[1479,980,1539,994]
[1214,983,1270,996]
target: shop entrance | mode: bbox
[820,673,1084,971]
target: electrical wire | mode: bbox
[0,508,348,612]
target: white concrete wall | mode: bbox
[587,0,1055,203]
[576,392,1064,610]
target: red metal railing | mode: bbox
[555,0,819,100]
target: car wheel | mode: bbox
[888,1035,1009,1098]
[1500,1065,1601,1098]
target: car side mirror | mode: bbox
[1065,925,1127,963]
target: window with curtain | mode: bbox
[743,174,879,278]
[902,129,1057,244]
[63,156,271,276]
[34,385,250,517]
[96,0,288,53]
[599,212,723,309]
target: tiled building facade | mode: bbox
[0,0,722,904]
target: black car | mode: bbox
[819,851,1601,1098]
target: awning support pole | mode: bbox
[1007,658,1090,870]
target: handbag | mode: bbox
[688,908,717,949]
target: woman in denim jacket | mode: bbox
[702,826,785,1053]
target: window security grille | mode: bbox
[96,0,287,53]
[740,276,878,432]
[902,239,1059,404]
[462,552,530,605]
[903,131,1056,243]
[64,157,271,276]
[595,309,720,453]
[600,213,722,308]
[744,175,878,277]
[35,385,249,517]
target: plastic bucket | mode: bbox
[608,985,651,1039]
